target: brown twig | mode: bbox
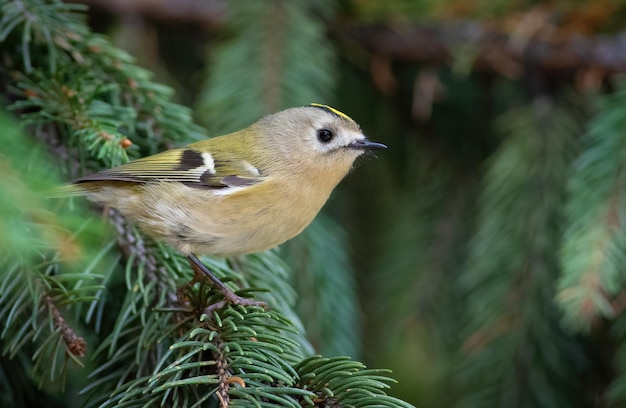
[214,338,230,408]
[333,22,626,79]
[73,0,225,26]
[107,208,179,306]
[43,294,87,357]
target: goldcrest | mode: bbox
[72,104,386,306]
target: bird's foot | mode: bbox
[187,254,267,312]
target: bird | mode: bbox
[71,104,386,308]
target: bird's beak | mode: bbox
[347,138,387,150]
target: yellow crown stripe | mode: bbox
[309,103,355,123]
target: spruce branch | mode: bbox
[558,81,626,330]
[295,356,415,408]
[0,256,103,386]
[285,214,360,358]
[455,96,587,408]
[607,313,626,405]
[196,0,336,134]
[2,0,206,171]
[0,110,111,389]
[368,148,455,349]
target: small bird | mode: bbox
[72,104,386,308]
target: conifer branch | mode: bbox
[558,82,626,330]
[196,1,336,134]
[456,97,586,407]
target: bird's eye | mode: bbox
[317,129,334,143]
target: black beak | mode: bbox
[348,138,387,150]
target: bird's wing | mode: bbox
[75,147,264,189]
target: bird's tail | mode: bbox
[45,183,90,198]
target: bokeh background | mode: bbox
[5,0,626,407]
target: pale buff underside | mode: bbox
[87,178,331,257]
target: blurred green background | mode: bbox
[5,0,626,407]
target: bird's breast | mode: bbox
[129,178,333,257]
